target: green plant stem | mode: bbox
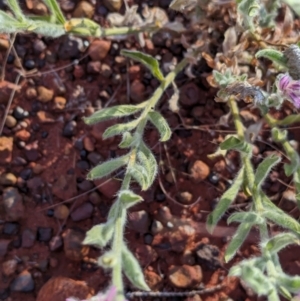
[228,96,244,139]
[100,24,160,37]
[111,58,189,300]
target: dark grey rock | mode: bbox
[10,270,35,292]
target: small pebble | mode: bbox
[10,270,35,292]
[3,187,24,221]
[37,227,53,242]
[3,222,20,235]
[177,191,193,205]
[128,210,151,233]
[37,86,54,103]
[0,173,17,185]
[2,259,18,276]
[63,121,77,137]
[88,39,111,61]
[168,265,203,289]
[54,205,69,220]
[73,1,95,18]
[24,59,36,70]
[70,202,93,222]
[13,106,28,120]
[5,115,17,128]
[189,160,210,182]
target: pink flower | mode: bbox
[66,286,124,301]
[277,73,300,108]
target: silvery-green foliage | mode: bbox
[122,246,150,291]
[0,0,100,37]
[256,49,288,68]
[237,0,261,30]
[81,48,186,299]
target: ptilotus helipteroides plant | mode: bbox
[207,43,300,301]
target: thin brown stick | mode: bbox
[126,284,224,298]
[0,73,21,136]
[1,33,17,81]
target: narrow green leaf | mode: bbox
[148,111,172,142]
[122,246,150,291]
[129,164,149,190]
[220,136,242,150]
[103,119,140,139]
[119,190,143,209]
[293,169,300,207]
[83,105,144,125]
[256,49,288,68]
[278,285,292,300]
[139,142,158,185]
[119,132,134,149]
[262,209,300,234]
[240,265,275,296]
[278,273,300,293]
[28,21,65,37]
[220,136,252,153]
[87,155,129,180]
[43,0,66,24]
[6,0,25,21]
[264,233,300,254]
[121,50,165,81]
[254,154,281,188]
[277,114,300,126]
[228,211,264,225]
[82,222,114,248]
[225,222,253,262]
[207,167,244,233]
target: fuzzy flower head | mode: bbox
[276,73,300,109]
[66,286,123,301]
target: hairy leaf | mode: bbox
[220,136,251,153]
[29,21,65,37]
[277,114,300,126]
[228,211,264,225]
[121,50,164,81]
[277,273,300,293]
[264,233,300,254]
[240,265,275,296]
[262,209,300,234]
[129,163,149,190]
[87,155,129,180]
[103,119,140,139]
[119,190,143,209]
[255,154,281,188]
[83,104,145,125]
[43,0,66,24]
[207,167,244,233]
[83,222,114,248]
[139,142,158,185]
[122,246,150,291]
[119,132,134,149]
[148,111,172,142]
[225,222,253,262]
[6,0,25,21]
[256,49,288,68]
[271,128,287,143]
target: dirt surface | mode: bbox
[0,0,300,301]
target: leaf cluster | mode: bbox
[0,0,100,37]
